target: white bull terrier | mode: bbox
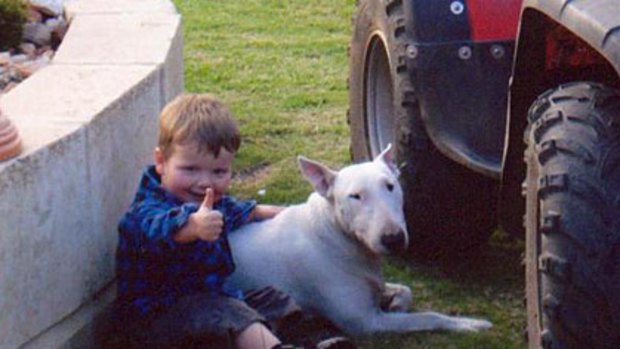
[228,144,492,336]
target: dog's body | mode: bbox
[228,146,492,336]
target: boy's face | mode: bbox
[154,141,234,204]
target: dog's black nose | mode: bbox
[381,231,406,252]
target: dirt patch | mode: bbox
[233,161,271,184]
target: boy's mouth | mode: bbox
[188,191,205,202]
[189,190,219,203]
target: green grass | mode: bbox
[172,0,526,347]
[176,0,352,205]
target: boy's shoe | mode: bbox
[315,336,357,349]
[273,337,357,349]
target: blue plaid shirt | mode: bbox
[116,166,256,316]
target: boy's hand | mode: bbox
[192,188,224,241]
[175,188,224,243]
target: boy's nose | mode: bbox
[197,174,213,188]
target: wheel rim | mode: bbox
[364,34,394,158]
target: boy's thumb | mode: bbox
[201,188,214,210]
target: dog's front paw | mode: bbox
[381,283,413,312]
[452,317,493,332]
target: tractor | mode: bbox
[347,0,620,347]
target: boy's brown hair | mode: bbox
[158,93,241,158]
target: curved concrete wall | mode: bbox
[0,1,183,348]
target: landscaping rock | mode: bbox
[23,21,54,46]
[0,1,68,95]
[19,42,37,56]
[29,0,64,17]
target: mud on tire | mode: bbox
[348,0,497,260]
[524,82,620,348]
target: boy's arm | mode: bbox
[121,203,195,253]
[249,204,286,221]
[121,190,222,253]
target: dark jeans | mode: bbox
[103,287,302,349]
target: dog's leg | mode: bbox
[380,282,412,312]
[360,311,493,335]
[320,287,492,336]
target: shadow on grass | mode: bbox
[407,230,525,291]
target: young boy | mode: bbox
[114,94,355,349]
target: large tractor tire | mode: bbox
[348,0,497,260]
[524,82,620,348]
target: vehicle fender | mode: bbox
[402,0,521,178]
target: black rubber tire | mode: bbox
[524,82,620,349]
[348,0,497,260]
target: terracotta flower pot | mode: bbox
[0,108,22,161]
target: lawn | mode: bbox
[172,0,526,347]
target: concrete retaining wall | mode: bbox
[0,1,184,348]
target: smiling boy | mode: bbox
[113,94,355,349]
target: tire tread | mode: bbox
[526,81,620,348]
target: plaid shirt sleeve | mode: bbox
[119,195,255,258]
[119,200,199,255]
[218,196,257,233]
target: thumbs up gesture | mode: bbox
[188,188,224,242]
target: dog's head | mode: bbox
[298,144,408,255]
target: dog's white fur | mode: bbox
[228,145,492,336]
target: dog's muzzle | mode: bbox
[381,231,407,252]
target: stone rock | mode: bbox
[20,43,37,57]
[0,52,10,66]
[1,81,19,94]
[10,54,29,64]
[2,81,19,93]
[26,6,43,23]
[45,17,63,30]
[28,0,65,17]
[47,16,69,44]
[15,54,51,78]
[23,22,54,47]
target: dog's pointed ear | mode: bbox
[375,143,400,176]
[298,156,337,198]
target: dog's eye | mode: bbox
[348,193,362,200]
[386,183,394,192]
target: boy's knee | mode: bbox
[235,322,280,349]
